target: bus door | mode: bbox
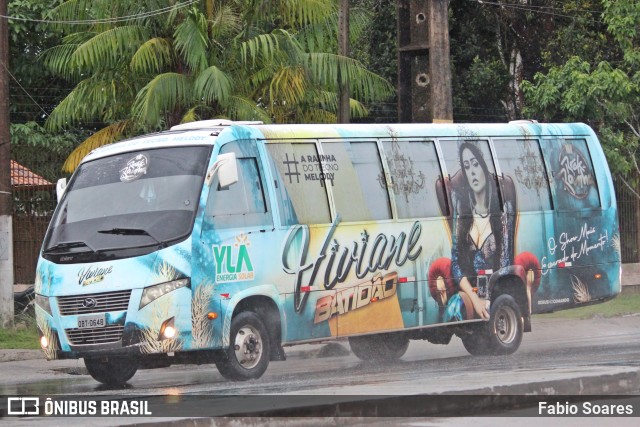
[197,140,274,326]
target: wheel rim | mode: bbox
[494,305,517,345]
[233,325,262,369]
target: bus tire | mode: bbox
[486,294,523,355]
[461,329,491,356]
[349,333,409,361]
[461,294,523,356]
[215,311,270,381]
[84,356,139,386]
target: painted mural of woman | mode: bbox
[446,142,515,321]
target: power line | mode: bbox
[468,0,604,24]
[0,60,48,117]
[0,0,199,25]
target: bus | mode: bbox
[34,120,621,385]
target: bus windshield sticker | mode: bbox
[120,154,149,182]
[558,143,595,199]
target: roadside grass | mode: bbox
[535,293,640,319]
[0,313,39,350]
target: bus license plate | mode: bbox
[77,314,105,329]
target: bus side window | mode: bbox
[321,141,392,222]
[440,139,501,217]
[381,140,443,218]
[205,143,273,230]
[492,139,552,212]
[264,142,331,225]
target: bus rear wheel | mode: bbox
[349,332,409,361]
[215,311,270,381]
[84,356,139,386]
[461,294,523,356]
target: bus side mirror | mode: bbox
[207,152,238,188]
[56,178,67,202]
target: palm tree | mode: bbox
[41,0,394,172]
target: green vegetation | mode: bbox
[39,0,393,172]
[0,323,39,350]
[535,294,640,320]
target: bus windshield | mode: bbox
[42,146,211,262]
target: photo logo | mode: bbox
[7,397,40,415]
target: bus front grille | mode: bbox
[57,290,132,315]
[65,325,125,345]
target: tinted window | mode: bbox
[544,138,600,210]
[440,139,500,216]
[382,140,443,218]
[493,139,552,212]
[265,142,331,224]
[205,141,272,229]
[43,146,211,261]
[321,141,392,222]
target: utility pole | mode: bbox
[337,0,350,123]
[397,0,452,123]
[0,0,15,327]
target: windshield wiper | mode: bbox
[43,240,97,254]
[98,227,166,248]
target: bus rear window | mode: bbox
[544,138,600,210]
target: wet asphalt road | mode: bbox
[1,315,639,398]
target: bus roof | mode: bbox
[80,121,595,165]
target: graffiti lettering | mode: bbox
[282,216,422,312]
[314,273,398,323]
[120,154,149,182]
[78,265,113,286]
[542,223,609,275]
[558,145,594,199]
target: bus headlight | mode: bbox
[139,278,190,310]
[35,294,52,316]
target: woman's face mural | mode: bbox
[462,147,486,195]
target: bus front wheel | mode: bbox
[215,311,270,381]
[461,294,523,356]
[84,356,139,386]
[349,333,409,361]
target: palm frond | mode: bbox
[300,107,336,124]
[276,0,335,27]
[209,4,242,39]
[241,33,282,67]
[132,72,193,128]
[298,6,371,52]
[248,65,279,92]
[174,8,209,73]
[41,44,82,81]
[305,52,395,102]
[130,37,176,74]
[226,95,271,122]
[48,0,94,30]
[180,107,201,124]
[349,98,369,118]
[45,76,135,131]
[572,275,591,303]
[268,65,308,106]
[194,65,233,104]
[240,30,303,67]
[72,25,151,71]
[62,121,132,173]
